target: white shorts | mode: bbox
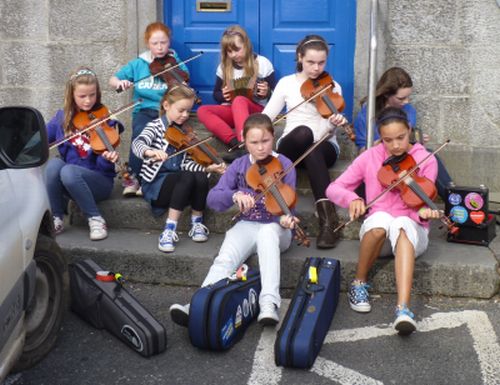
[359,211,429,258]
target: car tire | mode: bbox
[13,234,68,372]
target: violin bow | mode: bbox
[227,83,333,152]
[333,139,451,233]
[230,131,332,222]
[116,52,204,93]
[49,100,141,150]
[143,135,215,165]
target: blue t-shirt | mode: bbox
[354,103,417,149]
[114,50,189,114]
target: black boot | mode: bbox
[316,199,340,249]
[223,138,246,163]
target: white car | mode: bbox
[0,106,68,381]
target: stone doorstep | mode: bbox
[70,174,362,240]
[57,226,499,299]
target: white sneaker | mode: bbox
[88,216,108,241]
[53,216,64,235]
[169,303,190,327]
[258,302,279,326]
[188,220,209,242]
[122,177,140,197]
[136,186,143,197]
[158,224,179,253]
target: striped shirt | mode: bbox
[131,116,205,182]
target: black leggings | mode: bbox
[152,171,208,212]
[277,125,338,201]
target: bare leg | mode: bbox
[191,209,203,217]
[167,208,182,222]
[355,228,387,281]
[394,229,415,306]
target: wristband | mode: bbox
[232,192,241,204]
[418,207,427,216]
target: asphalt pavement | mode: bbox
[3,283,500,385]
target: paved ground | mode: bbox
[4,283,500,385]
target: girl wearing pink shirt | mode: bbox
[326,107,441,335]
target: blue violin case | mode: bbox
[188,268,261,350]
[274,257,340,369]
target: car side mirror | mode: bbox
[0,106,49,170]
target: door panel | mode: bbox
[260,0,356,118]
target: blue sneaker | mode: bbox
[394,304,417,335]
[188,218,209,242]
[348,280,371,312]
[158,224,179,253]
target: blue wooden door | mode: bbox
[259,0,356,119]
[165,0,356,118]
[166,0,259,105]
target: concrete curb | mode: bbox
[57,226,499,299]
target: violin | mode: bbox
[300,72,356,141]
[377,152,458,233]
[165,122,224,167]
[149,53,189,86]
[245,156,310,247]
[333,140,457,233]
[71,105,134,182]
[116,52,203,94]
[72,105,120,154]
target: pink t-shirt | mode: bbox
[326,143,438,228]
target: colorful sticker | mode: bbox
[221,317,234,346]
[249,288,258,317]
[448,193,462,206]
[235,305,242,328]
[450,206,468,224]
[464,192,484,211]
[470,210,486,224]
[242,298,250,318]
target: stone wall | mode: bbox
[355,0,500,189]
[0,0,160,157]
[1,0,499,188]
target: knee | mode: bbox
[366,227,387,241]
[256,225,280,246]
[45,158,64,178]
[194,172,208,187]
[294,125,314,142]
[59,165,80,187]
[232,96,248,107]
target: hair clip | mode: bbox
[223,30,242,38]
[301,39,326,47]
[70,69,96,80]
[377,113,407,125]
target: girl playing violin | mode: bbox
[197,25,276,162]
[263,34,347,249]
[326,107,441,335]
[109,21,189,197]
[169,113,298,327]
[131,85,225,253]
[354,67,453,199]
[45,67,122,241]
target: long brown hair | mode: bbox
[63,67,101,135]
[220,25,258,86]
[295,35,329,72]
[361,67,413,114]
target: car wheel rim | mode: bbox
[24,255,62,351]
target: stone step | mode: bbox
[70,184,361,239]
[56,225,499,299]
